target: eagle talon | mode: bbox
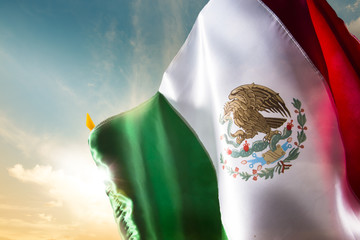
[236,137,244,145]
[264,130,281,142]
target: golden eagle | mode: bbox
[224,83,291,144]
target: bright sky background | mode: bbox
[0,0,359,239]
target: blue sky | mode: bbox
[0,0,358,139]
[0,1,207,239]
[0,0,205,138]
[0,0,359,239]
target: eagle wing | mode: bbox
[228,83,291,118]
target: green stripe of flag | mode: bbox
[89,92,227,240]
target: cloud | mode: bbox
[7,162,113,222]
[46,200,63,207]
[127,0,158,105]
[82,0,197,117]
[89,18,119,77]
[346,0,360,12]
[5,162,119,239]
[157,1,187,68]
[126,0,189,106]
[0,204,37,212]
[52,76,86,108]
[38,213,53,222]
[0,113,42,158]
[0,112,118,239]
[0,2,204,238]
[85,17,139,117]
[0,111,85,166]
[8,164,55,184]
[55,79,77,98]
[347,16,360,40]
[0,216,119,240]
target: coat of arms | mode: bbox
[219,83,307,181]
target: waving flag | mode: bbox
[88,0,360,239]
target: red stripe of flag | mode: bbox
[262,0,360,199]
[307,0,360,199]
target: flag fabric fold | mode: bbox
[262,0,360,200]
[88,93,226,240]
[88,0,360,239]
[306,0,360,200]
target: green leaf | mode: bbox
[292,98,301,110]
[258,168,275,179]
[226,166,234,175]
[297,130,306,145]
[297,113,307,127]
[239,172,252,181]
[275,164,282,174]
[220,153,224,164]
[284,148,300,161]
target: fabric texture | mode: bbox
[306,0,360,200]
[89,93,226,240]
[88,0,360,239]
[262,0,360,201]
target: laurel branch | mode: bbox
[220,98,307,181]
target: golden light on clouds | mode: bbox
[3,163,120,240]
[0,113,120,240]
[0,1,356,239]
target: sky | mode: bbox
[0,0,359,239]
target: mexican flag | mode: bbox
[88,0,360,239]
